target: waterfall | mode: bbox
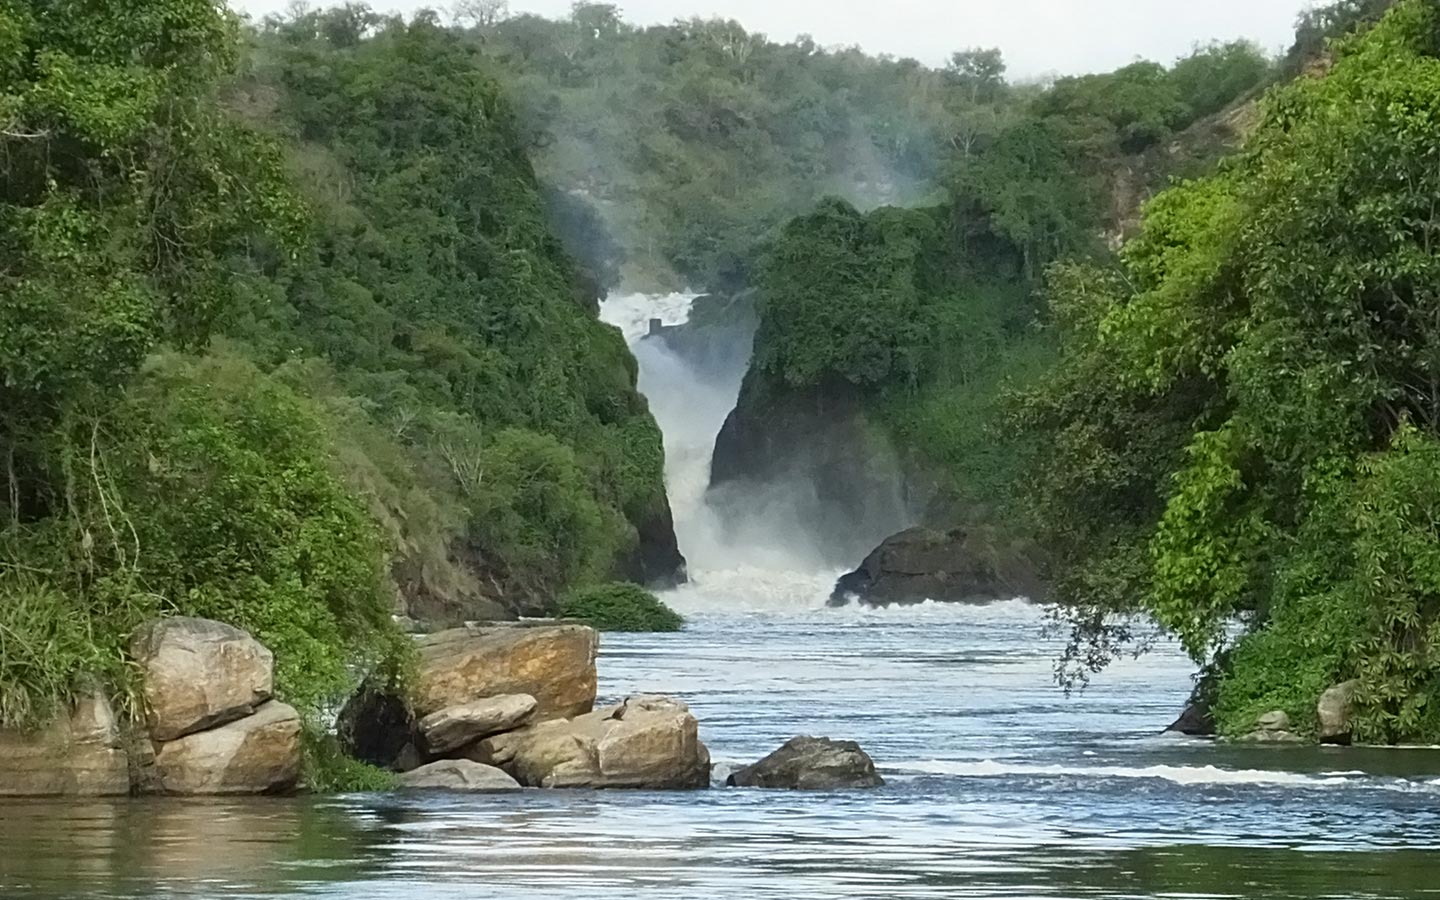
[600,293,839,611]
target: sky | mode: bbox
[233,0,1311,78]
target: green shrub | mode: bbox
[559,582,684,633]
[301,722,398,793]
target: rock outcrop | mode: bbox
[414,624,599,721]
[130,617,274,741]
[1166,686,1216,737]
[418,694,538,755]
[709,378,914,565]
[150,700,303,795]
[0,618,306,797]
[132,617,303,795]
[338,623,600,770]
[397,759,521,792]
[831,527,1045,607]
[1240,710,1304,744]
[472,695,710,790]
[0,691,131,797]
[727,736,884,790]
[619,499,688,590]
[1318,681,1358,745]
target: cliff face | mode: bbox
[708,374,916,566]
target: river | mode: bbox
[5,295,1440,899]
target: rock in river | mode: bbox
[397,759,521,792]
[338,623,599,770]
[130,617,274,742]
[418,694,538,755]
[727,736,884,790]
[413,623,598,720]
[1239,710,1304,744]
[150,700,303,795]
[831,527,1045,607]
[1317,680,1358,745]
[473,695,710,789]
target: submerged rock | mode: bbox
[0,691,131,797]
[397,759,520,792]
[1317,681,1359,745]
[418,694,538,755]
[130,617,273,742]
[472,695,710,790]
[150,700,303,795]
[727,736,884,790]
[1240,710,1304,744]
[831,527,1045,607]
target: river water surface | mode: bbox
[6,600,1440,898]
[6,296,1440,898]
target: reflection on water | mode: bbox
[6,602,1440,899]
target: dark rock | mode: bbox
[618,497,688,589]
[727,736,884,791]
[830,527,1045,606]
[710,377,914,564]
[336,681,416,771]
[1166,698,1216,737]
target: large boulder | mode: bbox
[472,695,710,790]
[397,759,521,792]
[831,527,1045,607]
[130,617,273,741]
[413,623,598,720]
[0,691,130,797]
[418,694,538,755]
[150,701,302,795]
[727,736,884,790]
[1318,680,1359,745]
[338,623,599,770]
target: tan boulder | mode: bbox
[0,691,130,797]
[131,617,273,741]
[473,695,710,790]
[413,624,598,720]
[1318,680,1359,745]
[418,694,538,754]
[397,759,521,791]
[151,701,302,795]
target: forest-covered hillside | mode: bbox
[0,0,679,732]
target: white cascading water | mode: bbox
[599,293,841,612]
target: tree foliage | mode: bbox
[1017,0,1440,741]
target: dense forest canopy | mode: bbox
[1017,0,1440,743]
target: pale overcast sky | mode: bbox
[233,0,1311,77]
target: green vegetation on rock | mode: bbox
[560,583,685,633]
